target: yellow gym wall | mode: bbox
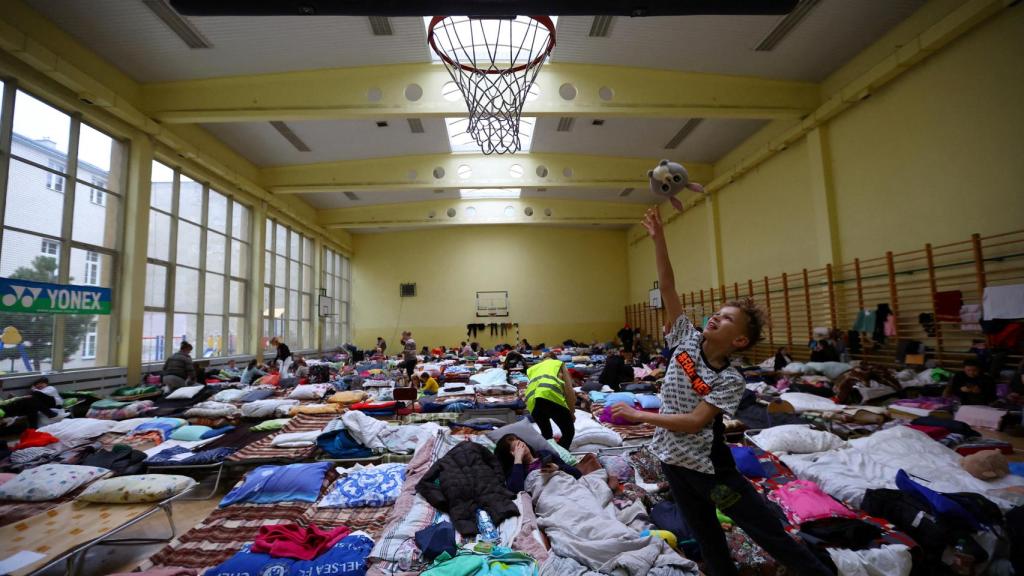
[627,201,711,304]
[828,5,1024,260]
[351,225,629,349]
[627,5,1024,303]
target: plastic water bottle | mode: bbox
[476,509,500,543]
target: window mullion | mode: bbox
[0,80,16,256]
[196,183,209,355]
[223,197,233,355]
[164,168,180,360]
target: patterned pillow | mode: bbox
[78,474,197,503]
[598,454,636,484]
[0,464,109,501]
[318,463,406,508]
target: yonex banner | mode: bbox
[0,277,111,315]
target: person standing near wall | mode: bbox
[400,331,418,383]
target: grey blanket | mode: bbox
[527,469,698,576]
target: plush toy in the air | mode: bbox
[648,159,705,212]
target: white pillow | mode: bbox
[752,424,846,454]
[0,464,109,501]
[166,385,204,400]
[240,399,298,418]
[212,388,247,402]
[78,474,196,503]
[779,392,845,413]
[288,384,326,400]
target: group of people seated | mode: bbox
[158,336,308,391]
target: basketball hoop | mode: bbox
[428,16,555,155]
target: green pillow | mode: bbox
[170,425,212,441]
[546,438,579,465]
[251,418,291,431]
[92,399,128,409]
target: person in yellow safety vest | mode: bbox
[525,352,577,450]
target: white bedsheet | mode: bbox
[779,425,1024,510]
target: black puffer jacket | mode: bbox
[415,441,519,535]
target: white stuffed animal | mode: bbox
[648,159,705,212]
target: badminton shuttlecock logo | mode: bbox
[1,285,43,308]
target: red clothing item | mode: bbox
[907,424,949,440]
[15,429,60,450]
[350,400,397,411]
[251,523,351,560]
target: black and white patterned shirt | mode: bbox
[653,314,745,474]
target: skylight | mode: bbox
[445,117,535,153]
[423,16,558,64]
[460,188,521,199]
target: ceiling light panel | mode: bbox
[460,188,521,199]
[589,15,614,37]
[754,0,821,51]
[368,16,393,35]
[445,117,535,153]
[664,119,703,149]
[142,0,212,49]
[269,121,311,152]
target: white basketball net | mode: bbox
[429,16,555,155]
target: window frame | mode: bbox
[143,159,252,362]
[1,84,126,373]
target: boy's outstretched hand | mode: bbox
[642,207,663,239]
[610,402,641,422]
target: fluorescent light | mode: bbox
[460,188,521,199]
[445,117,535,153]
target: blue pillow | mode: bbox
[219,462,331,508]
[636,394,662,410]
[200,425,235,439]
[730,446,767,479]
[605,392,637,407]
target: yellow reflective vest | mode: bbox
[525,358,567,412]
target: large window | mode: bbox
[322,248,350,347]
[263,220,314,352]
[142,161,251,362]
[0,86,125,372]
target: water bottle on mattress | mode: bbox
[476,509,500,543]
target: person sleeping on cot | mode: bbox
[493,434,581,493]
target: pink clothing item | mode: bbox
[251,523,352,560]
[600,403,639,426]
[768,480,855,526]
[884,314,897,337]
[109,565,196,569]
